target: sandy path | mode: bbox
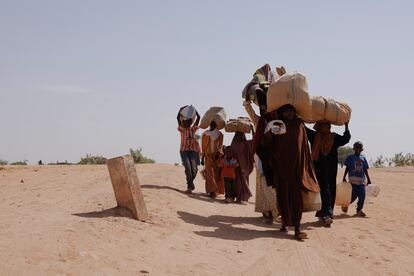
[0,164,413,275]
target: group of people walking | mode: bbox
[176,65,372,241]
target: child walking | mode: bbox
[342,141,372,217]
[219,146,239,203]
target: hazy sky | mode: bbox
[1,0,413,164]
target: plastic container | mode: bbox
[335,181,352,207]
[302,191,322,212]
[366,184,380,197]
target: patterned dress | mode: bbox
[244,103,278,215]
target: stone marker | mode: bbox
[106,155,148,221]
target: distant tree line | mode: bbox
[337,147,414,168]
[0,147,155,166]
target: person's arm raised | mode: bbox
[177,106,186,127]
[194,110,201,126]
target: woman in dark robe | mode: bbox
[305,121,351,226]
[259,104,320,240]
[231,131,254,203]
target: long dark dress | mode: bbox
[259,118,320,227]
[306,127,351,218]
[231,136,254,202]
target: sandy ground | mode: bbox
[0,164,413,276]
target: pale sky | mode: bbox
[1,0,413,164]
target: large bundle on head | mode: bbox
[266,72,312,119]
[225,117,253,133]
[199,107,226,130]
[303,97,352,125]
[179,105,197,123]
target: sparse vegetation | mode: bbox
[129,148,155,164]
[389,152,414,167]
[338,146,353,167]
[78,154,107,165]
[10,160,28,165]
[0,159,8,165]
[372,155,387,168]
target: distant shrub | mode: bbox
[48,161,72,165]
[389,152,414,167]
[129,148,155,164]
[338,146,353,167]
[373,155,387,168]
[0,159,8,165]
[78,154,107,165]
[10,160,28,165]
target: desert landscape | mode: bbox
[0,164,413,275]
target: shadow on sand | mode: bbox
[177,211,294,241]
[142,184,254,205]
[177,211,359,241]
[72,207,135,220]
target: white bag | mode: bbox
[335,181,352,207]
[366,184,380,197]
[264,120,286,135]
[180,105,196,121]
[302,191,322,212]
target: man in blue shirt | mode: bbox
[342,141,372,217]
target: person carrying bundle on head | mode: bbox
[177,106,201,193]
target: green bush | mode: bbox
[78,154,107,165]
[0,159,8,165]
[129,148,155,164]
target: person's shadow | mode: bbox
[142,184,233,204]
[177,211,294,241]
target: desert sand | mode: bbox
[0,164,413,275]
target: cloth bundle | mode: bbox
[303,97,352,126]
[266,72,313,119]
[179,105,197,122]
[225,117,253,133]
[199,107,226,130]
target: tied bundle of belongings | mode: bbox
[179,105,197,123]
[225,117,253,133]
[335,181,353,207]
[264,120,286,135]
[199,107,226,130]
[266,72,352,126]
[302,190,322,212]
[266,72,313,119]
[242,64,279,108]
[302,96,352,126]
